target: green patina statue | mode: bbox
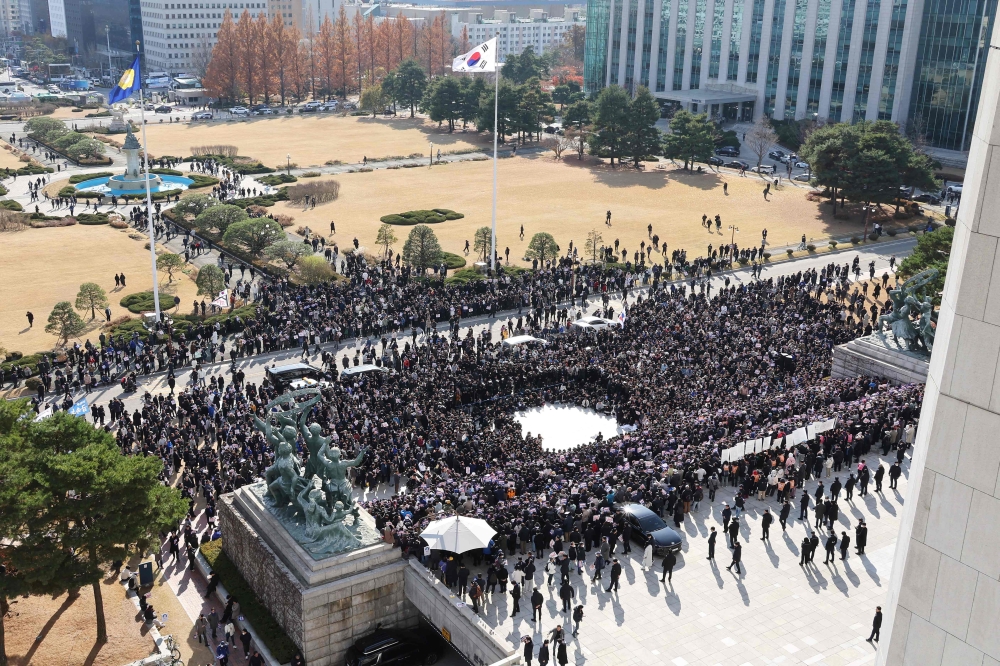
[877,268,939,354]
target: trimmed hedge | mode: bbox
[0,199,22,211]
[379,209,464,225]
[120,291,158,313]
[445,267,482,285]
[441,251,467,269]
[259,173,297,186]
[77,212,109,225]
[228,189,289,209]
[58,185,77,197]
[69,171,114,184]
[200,540,297,664]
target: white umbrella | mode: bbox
[420,516,496,554]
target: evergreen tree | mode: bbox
[392,59,427,117]
[624,87,662,168]
[563,100,592,160]
[589,86,631,165]
[74,283,108,320]
[423,76,463,132]
[501,45,548,84]
[44,302,85,345]
[662,110,716,170]
[196,264,227,297]
[525,232,559,264]
[402,224,443,273]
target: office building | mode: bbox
[138,0,267,74]
[340,2,584,59]
[584,0,997,152]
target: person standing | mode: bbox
[840,531,851,560]
[867,607,882,642]
[458,562,469,599]
[856,519,868,555]
[779,501,791,531]
[799,535,810,566]
[531,587,544,623]
[606,558,622,593]
[208,608,220,641]
[799,492,809,521]
[707,527,717,561]
[726,542,742,574]
[761,509,773,541]
[824,533,838,564]
[809,532,820,563]
[728,516,740,547]
[511,581,522,616]
[559,580,574,612]
[556,639,568,666]
[661,551,676,583]
[572,605,584,636]
[25,311,33,328]
[538,640,550,666]
[874,464,885,493]
[641,543,653,571]
[196,613,209,645]
[523,637,534,666]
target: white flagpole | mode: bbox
[136,40,161,322]
[490,64,498,273]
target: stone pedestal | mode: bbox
[831,334,930,385]
[218,485,418,666]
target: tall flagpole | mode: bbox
[490,63,498,273]
[136,41,161,322]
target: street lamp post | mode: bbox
[728,224,740,245]
[286,154,291,176]
[429,142,433,167]
[106,26,113,81]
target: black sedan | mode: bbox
[344,627,444,666]
[912,193,942,205]
[620,503,683,553]
[708,156,725,166]
[715,146,739,156]
[724,160,749,170]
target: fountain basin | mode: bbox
[74,173,194,195]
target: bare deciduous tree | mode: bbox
[745,117,778,168]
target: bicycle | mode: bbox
[157,635,183,666]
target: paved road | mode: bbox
[59,234,916,416]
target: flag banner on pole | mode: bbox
[211,289,230,309]
[617,306,627,326]
[452,37,499,72]
[109,54,142,104]
[68,397,89,417]
[34,407,53,422]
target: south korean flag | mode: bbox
[452,37,499,72]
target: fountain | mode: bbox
[73,125,194,195]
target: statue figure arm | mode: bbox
[347,447,368,468]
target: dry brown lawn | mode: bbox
[0,224,199,354]
[4,575,155,666]
[273,153,847,266]
[142,114,487,168]
[0,144,27,169]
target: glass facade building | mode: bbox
[583,0,1000,153]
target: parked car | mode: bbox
[946,185,963,195]
[344,627,444,666]
[724,160,749,170]
[913,193,942,205]
[794,161,809,169]
[320,102,339,112]
[341,101,357,110]
[254,107,275,115]
[144,103,156,111]
[619,503,683,554]
[192,111,213,120]
[768,149,786,160]
[715,146,739,156]
[300,105,318,113]
[265,363,329,392]
[793,173,812,182]
[154,105,172,113]
[751,164,776,174]
[230,106,250,116]
[708,156,725,166]
[303,100,323,109]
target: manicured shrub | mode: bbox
[259,173,298,186]
[441,251,467,269]
[379,209,464,225]
[120,291,157,313]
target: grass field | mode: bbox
[0,144,27,170]
[272,153,847,266]
[0,224,199,354]
[142,114,487,168]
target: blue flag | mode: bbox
[68,397,89,417]
[108,55,142,104]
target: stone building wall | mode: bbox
[219,494,306,648]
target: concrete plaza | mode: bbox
[464,459,908,666]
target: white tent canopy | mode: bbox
[420,516,496,553]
